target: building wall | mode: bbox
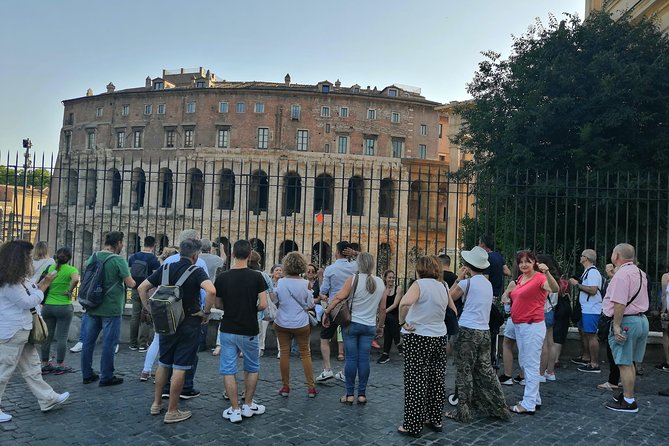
[586,0,669,34]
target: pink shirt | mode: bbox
[602,262,649,317]
[510,272,547,324]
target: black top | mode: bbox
[128,251,161,288]
[146,258,209,317]
[310,279,320,300]
[215,268,268,336]
[442,271,457,288]
[484,251,505,297]
[385,287,398,316]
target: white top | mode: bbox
[544,292,558,313]
[275,277,313,329]
[0,279,44,340]
[579,267,603,315]
[350,274,385,326]
[457,275,492,331]
[31,258,55,283]
[402,278,448,337]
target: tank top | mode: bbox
[385,287,398,316]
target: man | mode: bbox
[602,243,649,413]
[128,236,160,351]
[440,253,459,356]
[199,239,225,282]
[569,249,603,373]
[215,240,268,423]
[317,241,358,382]
[439,253,457,288]
[139,239,215,424]
[81,231,135,386]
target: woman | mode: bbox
[502,250,559,414]
[396,256,452,437]
[306,264,321,319]
[40,247,80,375]
[377,270,403,364]
[273,252,317,398]
[324,252,385,404]
[31,241,55,284]
[0,240,69,423]
[537,254,558,382]
[445,246,511,423]
[269,264,283,358]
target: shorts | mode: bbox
[158,318,200,370]
[544,310,555,329]
[444,309,459,338]
[503,318,516,340]
[553,317,569,344]
[579,313,600,334]
[320,321,340,340]
[218,332,260,375]
[609,314,649,365]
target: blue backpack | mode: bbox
[78,253,116,310]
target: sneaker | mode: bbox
[99,376,124,387]
[276,351,280,359]
[180,389,201,400]
[316,369,334,382]
[571,357,589,366]
[164,409,192,424]
[498,374,513,386]
[83,373,99,384]
[278,386,290,397]
[161,392,170,399]
[544,371,556,381]
[140,371,151,381]
[655,363,669,373]
[605,399,639,413]
[69,342,83,353]
[222,407,243,423]
[334,371,345,382]
[128,345,139,351]
[538,375,547,383]
[578,364,601,373]
[0,410,12,423]
[612,392,623,403]
[241,403,266,418]
[41,392,70,412]
[138,345,148,352]
[114,345,119,354]
[513,375,525,386]
[41,363,55,375]
[307,388,317,398]
[371,339,381,349]
[377,354,390,364]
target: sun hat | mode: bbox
[461,246,490,270]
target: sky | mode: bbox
[0,0,585,160]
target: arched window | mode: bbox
[409,180,424,219]
[106,168,121,207]
[346,176,364,216]
[84,169,97,208]
[377,243,392,276]
[379,178,395,218]
[218,169,235,210]
[311,241,331,267]
[282,172,301,216]
[249,170,269,214]
[66,169,78,206]
[214,236,231,267]
[158,168,173,208]
[314,173,334,215]
[128,232,141,255]
[278,240,299,262]
[250,238,265,269]
[186,168,204,209]
[131,168,146,210]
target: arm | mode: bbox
[538,264,559,293]
[124,276,136,288]
[376,291,386,337]
[501,280,516,304]
[137,279,154,310]
[449,266,468,302]
[192,280,216,324]
[257,290,268,311]
[67,273,80,295]
[503,265,512,277]
[661,273,668,313]
[8,284,43,309]
[611,301,627,342]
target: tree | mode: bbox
[453,11,669,177]
[0,166,51,189]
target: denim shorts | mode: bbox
[219,332,260,375]
[609,314,649,365]
[544,310,555,328]
[579,313,600,334]
[503,318,516,340]
[158,317,200,370]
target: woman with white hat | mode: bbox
[445,246,511,423]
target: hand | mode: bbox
[501,294,510,305]
[322,313,331,328]
[39,271,57,287]
[402,322,416,332]
[375,328,383,337]
[612,324,626,343]
[606,263,615,278]
[191,310,210,325]
[457,266,468,280]
[342,247,358,258]
[568,278,579,286]
[537,263,550,274]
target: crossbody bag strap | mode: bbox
[161,263,170,286]
[175,265,199,287]
[287,288,310,312]
[626,270,644,307]
[348,273,359,315]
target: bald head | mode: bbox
[581,249,597,265]
[612,243,635,266]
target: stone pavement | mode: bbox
[2,345,669,446]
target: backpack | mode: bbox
[78,253,117,310]
[130,256,150,285]
[149,264,199,335]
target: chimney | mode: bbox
[334,79,341,89]
[106,82,116,94]
[145,76,152,88]
[86,88,93,97]
[284,73,291,86]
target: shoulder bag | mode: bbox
[287,287,318,327]
[330,273,359,327]
[597,270,642,342]
[23,284,48,344]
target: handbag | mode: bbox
[263,294,278,321]
[597,270,643,342]
[330,273,359,327]
[29,308,49,344]
[287,288,318,327]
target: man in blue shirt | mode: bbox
[128,236,161,351]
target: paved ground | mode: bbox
[2,344,669,446]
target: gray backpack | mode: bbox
[149,264,199,335]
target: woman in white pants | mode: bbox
[502,250,558,415]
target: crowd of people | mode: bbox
[1,230,668,435]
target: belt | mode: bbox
[622,313,645,317]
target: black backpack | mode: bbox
[130,257,150,285]
[79,253,116,310]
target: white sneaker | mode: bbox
[41,392,70,412]
[70,342,83,353]
[0,410,12,423]
[276,351,280,359]
[544,372,557,381]
[538,375,547,383]
[316,369,334,382]
[334,371,345,382]
[115,345,119,354]
[241,403,266,418]
[222,407,242,423]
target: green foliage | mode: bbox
[0,166,51,189]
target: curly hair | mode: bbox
[0,240,34,286]
[282,252,307,276]
[415,255,442,280]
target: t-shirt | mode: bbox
[442,271,457,288]
[147,258,209,317]
[85,252,131,317]
[510,272,547,324]
[275,277,312,329]
[401,278,448,337]
[31,258,55,283]
[442,271,462,317]
[457,275,493,330]
[484,251,505,297]
[44,264,79,306]
[578,266,603,315]
[128,251,161,287]
[215,268,268,336]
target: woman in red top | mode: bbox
[501,250,558,415]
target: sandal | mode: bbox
[340,395,354,405]
[397,426,421,438]
[597,382,620,391]
[357,395,367,405]
[337,354,345,361]
[424,421,443,432]
[509,404,534,415]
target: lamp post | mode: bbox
[20,138,32,240]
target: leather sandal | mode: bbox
[509,404,534,415]
[340,395,354,405]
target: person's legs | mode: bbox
[294,325,315,389]
[219,333,241,410]
[502,337,515,377]
[258,319,269,354]
[516,323,545,411]
[454,328,477,421]
[540,325,554,374]
[577,326,590,362]
[471,330,511,421]
[337,326,345,359]
[167,369,186,412]
[402,334,428,435]
[355,324,375,396]
[424,335,447,426]
[182,353,198,391]
[153,365,169,407]
[54,305,74,364]
[274,324,293,388]
[319,323,337,372]
[40,305,57,364]
[606,340,620,385]
[14,334,60,409]
[99,316,121,382]
[586,333,599,368]
[81,315,102,380]
[239,334,260,405]
[143,334,160,373]
[342,325,358,396]
[129,289,142,348]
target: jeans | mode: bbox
[342,322,376,396]
[80,315,121,382]
[129,289,152,348]
[40,304,74,363]
[515,322,546,411]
